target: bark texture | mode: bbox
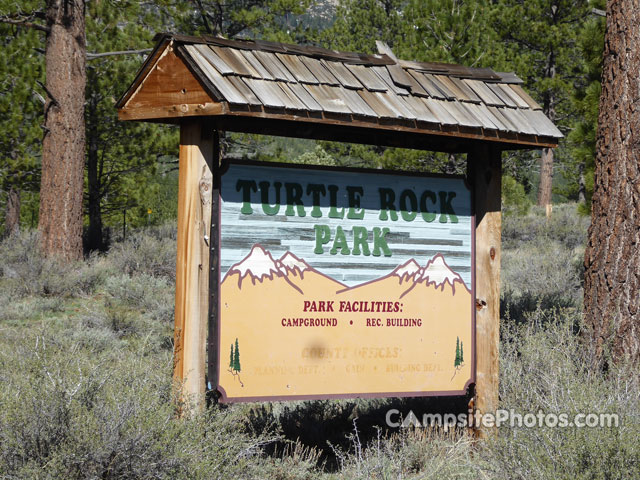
[38,0,86,260]
[5,187,21,236]
[537,147,554,207]
[584,0,640,367]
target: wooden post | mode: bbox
[174,120,214,411]
[467,144,502,436]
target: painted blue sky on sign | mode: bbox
[220,162,473,288]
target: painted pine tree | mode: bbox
[460,341,464,364]
[229,343,234,370]
[233,338,241,372]
[455,337,461,367]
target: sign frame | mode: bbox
[209,158,476,403]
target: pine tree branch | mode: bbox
[86,48,153,60]
[0,17,50,33]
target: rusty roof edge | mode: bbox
[152,32,395,66]
[115,36,172,109]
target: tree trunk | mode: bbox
[86,92,104,252]
[537,147,554,207]
[5,187,21,236]
[537,48,556,209]
[584,0,640,368]
[578,162,586,205]
[38,0,86,261]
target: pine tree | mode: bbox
[492,0,590,209]
[233,338,241,372]
[455,337,460,367]
[0,21,43,235]
[460,341,464,364]
[83,0,178,250]
[229,343,234,370]
[584,0,640,367]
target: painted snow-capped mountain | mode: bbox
[391,259,421,282]
[415,254,466,291]
[277,251,310,276]
[226,244,281,283]
[222,244,469,297]
[222,245,345,293]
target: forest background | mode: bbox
[0,0,605,245]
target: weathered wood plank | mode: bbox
[464,103,499,130]
[252,50,296,82]
[448,77,482,103]
[428,75,457,100]
[422,98,459,125]
[118,102,225,121]
[508,84,542,110]
[275,82,309,110]
[463,80,504,107]
[357,89,397,118]
[174,121,214,411]
[345,64,388,91]
[194,45,235,75]
[467,144,502,437]
[496,83,528,108]
[403,70,433,98]
[238,49,274,79]
[446,101,483,128]
[372,66,410,95]
[399,95,439,123]
[377,91,417,119]
[210,46,259,77]
[184,45,249,105]
[227,77,263,106]
[386,64,414,88]
[338,87,378,117]
[486,83,518,108]
[304,84,352,113]
[125,46,215,109]
[299,56,340,85]
[276,53,318,84]
[321,60,364,89]
[243,78,287,108]
[287,83,324,111]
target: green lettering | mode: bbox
[328,185,345,219]
[347,186,365,219]
[378,188,398,221]
[372,227,392,257]
[420,190,437,222]
[236,179,257,214]
[259,181,281,216]
[285,182,306,217]
[307,184,326,218]
[330,226,351,255]
[352,226,370,256]
[399,189,418,222]
[439,191,458,223]
[314,225,331,254]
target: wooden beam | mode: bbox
[174,121,214,411]
[118,102,225,121]
[208,132,221,398]
[467,145,502,436]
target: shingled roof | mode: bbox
[117,33,561,152]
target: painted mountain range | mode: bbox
[221,243,470,297]
[218,243,473,399]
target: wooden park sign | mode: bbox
[116,33,561,426]
[215,161,474,401]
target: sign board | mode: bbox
[215,160,474,402]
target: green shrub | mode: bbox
[502,175,531,216]
[106,225,177,281]
[0,231,105,299]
